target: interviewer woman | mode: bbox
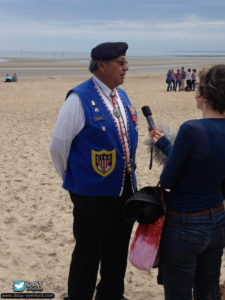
[151,64,225,300]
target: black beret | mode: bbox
[91,42,128,60]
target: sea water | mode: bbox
[0,51,225,78]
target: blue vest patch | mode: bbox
[92,149,116,177]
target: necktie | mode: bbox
[110,90,131,173]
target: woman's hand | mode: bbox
[149,128,164,143]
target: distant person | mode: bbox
[191,69,197,91]
[12,73,18,82]
[4,74,11,82]
[166,69,172,91]
[175,69,181,91]
[50,42,138,300]
[186,68,192,90]
[181,67,186,90]
[171,69,176,91]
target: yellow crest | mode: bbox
[92,149,116,177]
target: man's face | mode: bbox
[100,55,128,89]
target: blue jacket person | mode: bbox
[50,42,138,300]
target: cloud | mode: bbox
[0,6,225,53]
[5,16,224,40]
[2,14,225,35]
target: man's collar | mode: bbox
[93,75,114,97]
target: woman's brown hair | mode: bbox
[198,64,225,114]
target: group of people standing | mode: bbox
[166,67,197,92]
[50,41,225,300]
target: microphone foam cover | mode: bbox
[142,106,152,117]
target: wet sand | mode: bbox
[1,55,225,78]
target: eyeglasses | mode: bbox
[112,59,128,67]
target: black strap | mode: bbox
[149,144,153,169]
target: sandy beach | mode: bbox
[1,57,225,299]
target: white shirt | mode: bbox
[186,71,191,80]
[49,75,128,179]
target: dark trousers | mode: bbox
[175,80,181,91]
[186,79,192,90]
[167,80,172,91]
[161,209,225,300]
[66,176,133,300]
[191,80,196,91]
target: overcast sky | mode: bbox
[1,0,225,55]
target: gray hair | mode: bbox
[89,59,99,73]
[89,59,111,73]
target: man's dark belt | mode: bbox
[167,204,224,217]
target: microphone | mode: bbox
[141,106,156,131]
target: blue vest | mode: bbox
[63,78,138,196]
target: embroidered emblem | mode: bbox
[92,149,116,177]
[91,100,96,106]
[93,115,106,122]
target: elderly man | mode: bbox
[50,42,138,300]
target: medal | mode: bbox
[113,107,121,118]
